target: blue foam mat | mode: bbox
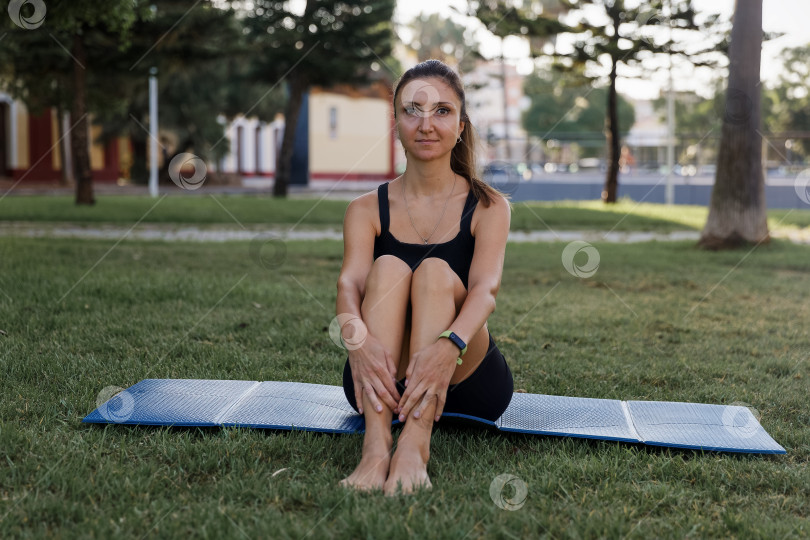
[83,379,786,454]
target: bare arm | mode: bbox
[336,194,401,413]
[444,194,511,346]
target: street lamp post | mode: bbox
[149,67,159,197]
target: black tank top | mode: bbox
[373,181,478,289]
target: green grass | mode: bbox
[2,194,809,233]
[1,236,809,538]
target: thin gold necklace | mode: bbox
[401,173,457,245]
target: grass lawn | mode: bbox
[1,235,808,538]
[2,194,810,233]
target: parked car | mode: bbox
[482,162,520,184]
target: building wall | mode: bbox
[464,60,528,162]
[15,101,29,169]
[309,92,394,179]
[0,92,121,182]
[218,115,282,177]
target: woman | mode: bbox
[335,59,513,495]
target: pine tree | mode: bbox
[241,0,397,197]
[0,0,152,204]
[472,0,717,203]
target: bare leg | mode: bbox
[340,256,412,491]
[384,258,464,495]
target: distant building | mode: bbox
[463,59,529,163]
[216,81,397,189]
[0,91,126,184]
[3,79,397,188]
[624,99,669,169]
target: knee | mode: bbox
[365,255,412,293]
[411,258,456,294]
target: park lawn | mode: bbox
[1,236,809,538]
[1,193,809,233]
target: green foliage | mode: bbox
[0,0,153,115]
[763,44,810,159]
[0,1,283,171]
[402,12,482,73]
[472,1,721,202]
[522,71,635,141]
[652,87,723,137]
[90,1,286,168]
[241,0,399,87]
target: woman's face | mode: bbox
[395,76,465,163]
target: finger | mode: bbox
[405,356,415,383]
[414,393,437,420]
[354,384,364,415]
[434,394,446,422]
[378,366,401,402]
[397,386,423,422]
[364,385,384,414]
[375,382,400,412]
[385,350,397,380]
[394,385,409,416]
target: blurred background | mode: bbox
[1,0,808,206]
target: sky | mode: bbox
[394,0,810,100]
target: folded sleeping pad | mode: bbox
[83,379,786,454]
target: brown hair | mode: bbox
[392,59,510,208]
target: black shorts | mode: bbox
[342,333,513,422]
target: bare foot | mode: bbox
[340,442,392,491]
[383,447,431,496]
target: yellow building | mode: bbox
[0,92,128,184]
[219,81,397,187]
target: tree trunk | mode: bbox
[603,55,620,204]
[71,32,94,205]
[130,132,147,184]
[274,73,307,198]
[698,0,768,249]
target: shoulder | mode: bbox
[472,192,511,235]
[344,186,383,235]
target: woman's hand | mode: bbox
[347,332,401,415]
[396,339,460,423]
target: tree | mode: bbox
[698,0,768,249]
[522,70,635,156]
[242,0,397,197]
[472,0,718,203]
[91,1,284,184]
[0,1,281,191]
[401,13,481,73]
[762,44,810,162]
[0,1,152,204]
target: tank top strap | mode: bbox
[460,186,478,236]
[377,182,390,234]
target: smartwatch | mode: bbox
[438,330,467,364]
